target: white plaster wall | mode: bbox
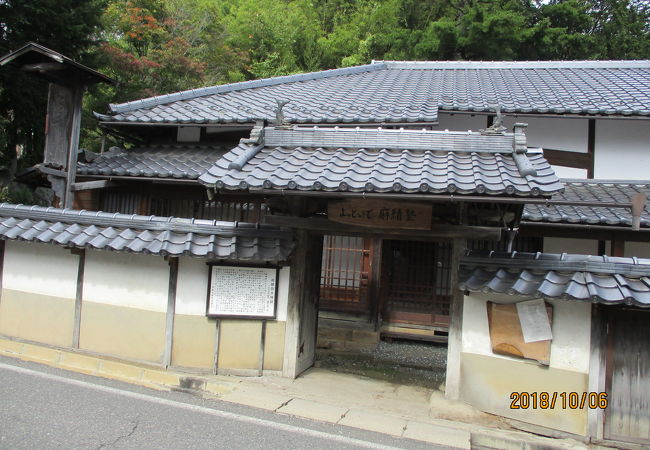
[594,119,650,179]
[543,237,598,255]
[3,241,78,299]
[625,241,650,258]
[83,251,169,312]
[504,116,589,153]
[552,166,588,179]
[276,267,290,322]
[175,257,210,316]
[175,260,290,320]
[462,293,591,373]
[435,112,488,132]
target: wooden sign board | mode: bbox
[328,199,432,230]
[206,265,278,319]
[486,301,553,365]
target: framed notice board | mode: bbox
[206,265,278,319]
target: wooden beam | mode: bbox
[543,149,593,171]
[163,257,179,367]
[71,180,117,191]
[36,164,67,178]
[520,224,650,243]
[72,248,85,348]
[265,215,502,241]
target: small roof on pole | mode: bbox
[0,42,115,86]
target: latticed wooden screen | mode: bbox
[319,235,371,313]
[101,190,266,222]
[382,240,452,326]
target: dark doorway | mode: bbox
[380,240,452,339]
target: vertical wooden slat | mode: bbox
[163,257,179,367]
[72,248,85,348]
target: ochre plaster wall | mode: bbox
[0,242,291,374]
[80,251,168,363]
[218,319,262,369]
[0,289,74,347]
[263,321,286,371]
[460,293,591,435]
[0,242,78,346]
[80,301,166,362]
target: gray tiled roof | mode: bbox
[0,204,293,263]
[199,126,563,197]
[100,60,650,125]
[459,251,650,307]
[523,179,650,228]
[77,144,229,179]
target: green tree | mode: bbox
[0,0,106,174]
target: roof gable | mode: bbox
[100,60,650,125]
[199,126,563,197]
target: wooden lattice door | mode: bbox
[381,240,451,327]
[319,235,372,314]
[604,309,650,445]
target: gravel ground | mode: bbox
[315,339,447,390]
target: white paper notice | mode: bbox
[516,299,553,343]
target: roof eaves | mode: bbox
[0,42,116,85]
[378,60,650,70]
[108,63,388,115]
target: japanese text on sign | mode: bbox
[207,266,277,318]
[328,199,432,230]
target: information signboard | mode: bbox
[206,265,278,318]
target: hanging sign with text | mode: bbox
[328,199,432,230]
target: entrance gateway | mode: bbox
[198,122,563,390]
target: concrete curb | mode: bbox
[0,338,588,449]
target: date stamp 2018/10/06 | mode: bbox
[510,392,608,410]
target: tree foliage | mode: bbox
[0,0,649,161]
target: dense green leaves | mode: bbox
[1,0,649,167]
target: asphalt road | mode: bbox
[0,355,438,450]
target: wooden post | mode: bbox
[445,238,466,400]
[258,319,267,376]
[163,257,179,367]
[588,304,606,441]
[0,241,5,309]
[587,119,595,179]
[369,238,383,329]
[212,319,221,375]
[283,230,309,378]
[63,86,84,209]
[611,238,625,257]
[72,249,85,348]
